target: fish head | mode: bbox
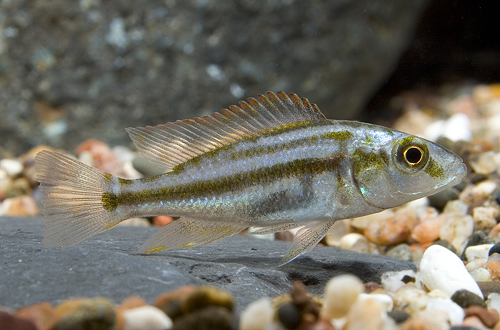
[352,132,467,209]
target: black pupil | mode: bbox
[405,147,422,164]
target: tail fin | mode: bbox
[35,150,123,246]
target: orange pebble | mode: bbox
[152,216,174,227]
[487,260,500,281]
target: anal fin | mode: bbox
[139,218,246,253]
[279,220,336,266]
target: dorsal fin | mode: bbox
[125,91,327,171]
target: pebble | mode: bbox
[116,217,151,227]
[182,286,234,314]
[0,196,39,216]
[464,306,500,328]
[387,311,410,324]
[473,207,499,232]
[173,305,232,330]
[451,290,487,309]
[277,303,301,330]
[324,219,351,247]
[122,305,172,330]
[0,158,23,177]
[350,209,394,230]
[487,260,500,281]
[393,286,431,316]
[54,297,116,330]
[364,209,416,245]
[425,298,465,326]
[410,214,444,244]
[239,298,273,330]
[461,315,490,330]
[357,293,393,312]
[439,213,474,254]
[153,285,197,319]
[487,293,500,314]
[471,181,498,202]
[339,233,370,253]
[427,187,461,211]
[381,269,417,296]
[490,243,500,256]
[386,243,412,261]
[343,298,394,330]
[469,151,500,175]
[15,302,57,330]
[419,245,483,298]
[402,310,450,330]
[444,199,469,215]
[467,231,494,249]
[470,267,492,282]
[322,274,363,319]
[466,258,488,272]
[465,244,495,262]
[0,310,37,330]
[152,216,174,227]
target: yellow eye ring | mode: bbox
[403,146,424,166]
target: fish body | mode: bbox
[35,92,466,264]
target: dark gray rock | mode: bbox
[0,217,415,311]
[0,0,428,153]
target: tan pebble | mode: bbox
[439,213,474,254]
[364,210,416,245]
[153,285,197,319]
[182,285,234,314]
[122,305,172,330]
[324,219,350,246]
[444,199,469,215]
[117,218,151,227]
[0,195,39,216]
[473,206,499,232]
[462,315,490,330]
[487,260,500,281]
[364,282,382,293]
[471,181,498,201]
[239,298,273,330]
[393,286,430,316]
[350,209,394,230]
[322,274,363,319]
[339,233,370,253]
[16,302,57,330]
[489,223,500,240]
[469,151,500,175]
[465,306,500,328]
[152,216,173,227]
[410,215,444,244]
[343,298,385,330]
[401,310,449,330]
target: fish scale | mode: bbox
[35,91,466,265]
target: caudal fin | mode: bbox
[35,150,123,246]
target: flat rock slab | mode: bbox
[0,217,415,311]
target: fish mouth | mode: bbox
[435,159,467,191]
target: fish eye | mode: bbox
[394,138,429,173]
[403,146,424,165]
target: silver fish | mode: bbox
[35,92,466,265]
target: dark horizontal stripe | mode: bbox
[102,155,345,212]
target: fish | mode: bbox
[35,91,467,265]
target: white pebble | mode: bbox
[439,214,474,254]
[441,113,473,141]
[339,233,370,253]
[471,181,498,200]
[443,199,469,215]
[357,293,393,312]
[381,269,417,296]
[465,244,494,262]
[419,245,483,298]
[0,159,23,177]
[393,286,430,315]
[322,274,363,319]
[123,305,172,330]
[425,298,465,326]
[487,293,500,315]
[466,258,488,272]
[413,310,452,330]
[239,297,273,330]
[470,267,491,282]
[473,207,499,231]
[324,220,350,247]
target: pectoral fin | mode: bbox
[139,217,246,253]
[279,220,336,266]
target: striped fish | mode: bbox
[35,92,466,265]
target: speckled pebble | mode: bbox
[122,305,172,330]
[364,209,416,245]
[470,267,492,282]
[473,207,499,232]
[381,269,417,296]
[420,245,483,298]
[439,214,474,254]
[386,243,412,261]
[451,290,487,309]
[393,286,431,316]
[410,214,444,244]
[239,298,273,330]
[54,297,116,330]
[402,310,450,330]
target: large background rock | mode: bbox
[0,0,427,153]
[0,217,415,310]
